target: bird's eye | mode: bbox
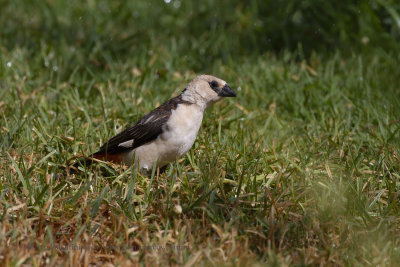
[209,81,219,89]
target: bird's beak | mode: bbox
[218,84,237,97]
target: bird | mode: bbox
[78,75,236,174]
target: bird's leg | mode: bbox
[159,165,168,174]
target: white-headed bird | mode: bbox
[85,75,236,173]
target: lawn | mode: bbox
[1,1,400,266]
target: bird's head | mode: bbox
[182,75,236,109]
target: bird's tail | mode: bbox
[68,154,101,172]
[68,151,125,172]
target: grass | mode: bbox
[1,1,400,266]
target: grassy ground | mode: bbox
[1,1,400,266]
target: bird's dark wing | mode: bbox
[93,95,190,156]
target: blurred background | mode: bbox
[1,0,399,75]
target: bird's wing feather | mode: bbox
[93,95,190,156]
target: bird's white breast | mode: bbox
[163,103,203,155]
[123,104,204,171]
